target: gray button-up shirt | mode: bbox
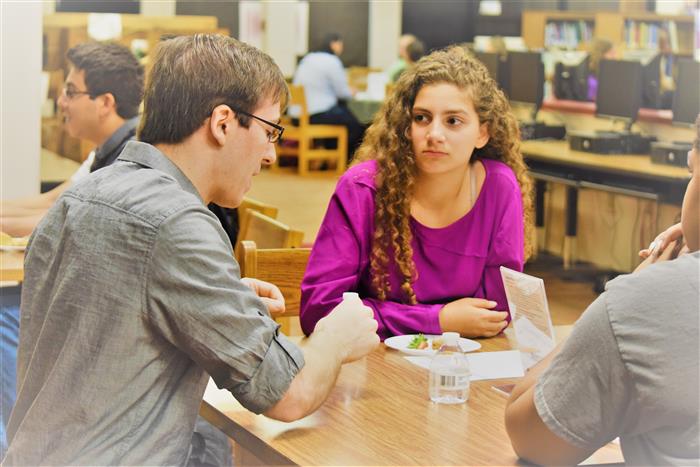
[5,141,304,466]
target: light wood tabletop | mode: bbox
[202,329,622,466]
[0,250,24,282]
[521,140,690,182]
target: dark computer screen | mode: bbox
[553,55,589,102]
[640,54,661,109]
[672,58,700,125]
[596,59,643,123]
[508,51,544,108]
[474,52,500,82]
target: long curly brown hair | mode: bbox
[355,45,534,304]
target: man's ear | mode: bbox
[475,123,490,149]
[97,92,117,117]
[209,105,235,147]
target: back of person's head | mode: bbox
[406,39,425,64]
[588,38,613,75]
[355,46,533,302]
[316,33,343,54]
[139,34,288,146]
[66,42,144,119]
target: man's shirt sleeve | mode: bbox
[534,293,638,449]
[145,205,305,414]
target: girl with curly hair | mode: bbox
[300,46,534,340]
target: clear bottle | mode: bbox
[429,332,471,404]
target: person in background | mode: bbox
[300,46,533,340]
[0,42,143,238]
[389,34,426,82]
[586,38,614,102]
[292,33,364,161]
[3,34,379,466]
[505,115,699,465]
[0,41,144,459]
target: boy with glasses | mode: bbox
[4,34,378,465]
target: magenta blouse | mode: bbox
[300,159,525,340]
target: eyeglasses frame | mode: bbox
[229,107,285,143]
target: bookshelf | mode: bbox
[523,10,695,55]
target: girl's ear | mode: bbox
[475,123,489,149]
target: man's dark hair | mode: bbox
[66,42,144,119]
[138,34,288,146]
[406,39,425,63]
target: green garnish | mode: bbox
[407,333,428,349]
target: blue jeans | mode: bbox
[0,285,21,457]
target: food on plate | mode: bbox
[431,337,444,350]
[407,333,429,350]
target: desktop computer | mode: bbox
[650,141,691,167]
[508,51,566,141]
[650,58,700,166]
[569,59,655,155]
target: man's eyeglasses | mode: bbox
[61,86,92,100]
[234,108,285,143]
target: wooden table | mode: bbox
[0,250,24,282]
[522,140,690,268]
[202,329,622,465]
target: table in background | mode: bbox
[0,251,24,282]
[202,328,622,466]
[521,140,690,268]
[347,99,382,125]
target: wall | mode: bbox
[1,1,42,199]
[368,0,401,69]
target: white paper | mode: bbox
[405,350,524,381]
[500,267,555,369]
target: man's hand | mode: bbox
[241,277,285,315]
[313,298,379,363]
[439,298,509,338]
[639,223,683,260]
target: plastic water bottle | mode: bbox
[429,332,471,404]
[342,292,360,302]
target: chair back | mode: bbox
[239,240,311,322]
[288,84,310,127]
[238,197,279,239]
[234,209,303,260]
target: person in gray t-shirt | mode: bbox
[505,114,700,466]
[4,35,379,466]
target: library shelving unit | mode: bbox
[522,10,695,55]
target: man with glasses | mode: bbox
[4,34,379,465]
[1,42,143,238]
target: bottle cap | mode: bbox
[442,332,460,345]
[342,292,360,301]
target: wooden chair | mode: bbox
[239,240,311,335]
[237,197,279,243]
[233,209,303,261]
[276,85,347,176]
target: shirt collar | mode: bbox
[94,116,140,163]
[117,141,204,203]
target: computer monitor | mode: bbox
[672,58,700,125]
[508,51,544,112]
[623,50,663,109]
[474,51,510,94]
[553,55,589,101]
[474,52,499,83]
[596,59,643,129]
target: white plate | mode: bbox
[0,245,26,252]
[384,334,481,356]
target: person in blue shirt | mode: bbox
[293,33,363,161]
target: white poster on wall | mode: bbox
[239,1,264,49]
